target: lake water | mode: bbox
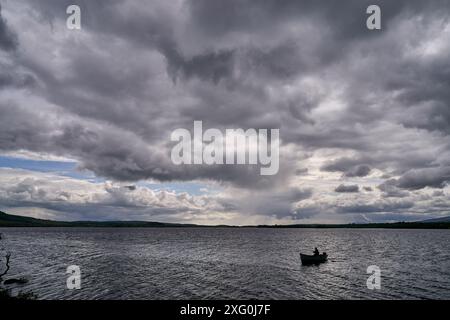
[1,227,449,300]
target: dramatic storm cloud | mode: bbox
[335,184,360,193]
[0,4,16,51]
[0,0,449,224]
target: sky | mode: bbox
[0,0,450,225]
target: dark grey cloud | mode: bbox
[344,165,372,177]
[377,181,410,198]
[0,4,17,51]
[187,0,447,43]
[321,157,371,172]
[335,184,359,193]
[0,72,35,89]
[165,48,236,84]
[386,167,450,190]
[322,159,372,178]
[337,200,414,214]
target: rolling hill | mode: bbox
[1,210,449,228]
[420,216,450,223]
[0,211,195,228]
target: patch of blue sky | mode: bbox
[0,155,76,172]
[0,155,102,182]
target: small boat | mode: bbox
[300,252,328,265]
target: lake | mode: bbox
[1,227,449,299]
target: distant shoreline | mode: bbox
[1,211,449,229]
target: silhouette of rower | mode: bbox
[313,247,320,256]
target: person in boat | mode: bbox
[313,247,320,256]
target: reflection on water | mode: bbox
[1,227,449,299]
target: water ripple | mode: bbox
[0,227,449,300]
